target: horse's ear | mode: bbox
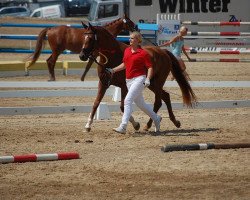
[124,13,128,19]
[81,21,88,29]
[88,22,96,31]
[88,22,93,28]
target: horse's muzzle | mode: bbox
[79,51,88,61]
[79,48,93,61]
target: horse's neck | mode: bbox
[105,41,127,55]
[105,21,123,36]
[118,42,128,53]
[98,41,125,68]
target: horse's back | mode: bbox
[47,25,85,39]
[143,46,172,73]
[143,46,169,56]
[47,25,86,53]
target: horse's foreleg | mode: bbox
[161,90,181,128]
[46,52,59,81]
[81,59,94,81]
[85,112,94,132]
[85,83,107,132]
[144,87,162,131]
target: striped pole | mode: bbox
[187,32,250,36]
[184,58,250,63]
[187,49,250,54]
[182,21,250,26]
[161,143,250,152]
[184,47,250,54]
[0,152,80,164]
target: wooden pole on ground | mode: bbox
[161,143,250,152]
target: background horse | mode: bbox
[79,24,197,132]
[25,15,135,81]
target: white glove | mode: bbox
[144,78,150,88]
[106,68,114,74]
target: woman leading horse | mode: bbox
[79,24,197,132]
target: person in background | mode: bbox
[159,26,191,80]
[107,31,162,134]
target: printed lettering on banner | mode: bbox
[156,14,180,46]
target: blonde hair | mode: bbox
[130,31,142,43]
[180,26,188,32]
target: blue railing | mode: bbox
[0,22,157,53]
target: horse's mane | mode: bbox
[104,18,122,28]
[96,26,117,41]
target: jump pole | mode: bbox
[0,152,80,164]
[186,50,250,55]
[182,21,250,26]
[161,143,250,152]
[184,58,250,63]
[187,32,250,36]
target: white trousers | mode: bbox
[120,75,158,129]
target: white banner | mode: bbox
[156,14,180,45]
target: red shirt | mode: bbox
[123,47,152,79]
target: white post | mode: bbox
[112,87,121,102]
[95,102,111,120]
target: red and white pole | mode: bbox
[0,152,80,164]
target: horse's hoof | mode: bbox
[85,127,91,132]
[133,122,140,131]
[174,121,181,128]
[48,79,55,82]
[24,72,29,76]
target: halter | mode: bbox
[83,30,113,87]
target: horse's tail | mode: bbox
[165,50,197,107]
[24,28,49,68]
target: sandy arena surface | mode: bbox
[0,17,250,200]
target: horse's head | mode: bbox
[122,14,137,32]
[79,23,118,63]
[79,23,97,61]
[80,23,119,87]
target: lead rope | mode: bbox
[89,54,113,88]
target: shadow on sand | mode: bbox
[132,127,219,137]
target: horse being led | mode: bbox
[79,24,197,132]
[25,15,135,81]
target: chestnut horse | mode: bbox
[79,24,197,132]
[25,15,135,81]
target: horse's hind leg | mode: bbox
[161,89,181,128]
[46,52,59,81]
[81,59,94,81]
[81,52,99,81]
